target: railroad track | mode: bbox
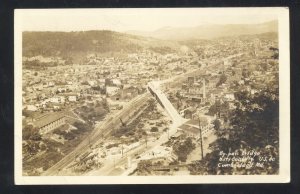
[42,93,151,176]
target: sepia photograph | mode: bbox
[14,8,290,184]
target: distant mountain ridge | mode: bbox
[126,20,278,40]
[22,30,180,58]
[22,21,278,60]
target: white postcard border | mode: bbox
[14,7,290,184]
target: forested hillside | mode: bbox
[22,30,179,58]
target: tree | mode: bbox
[228,88,279,147]
[173,137,196,162]
[73,122,90,131]
[150,127,159,132]
[242,69,250,78]
[148,99,156,112]
[259,63,268,71]
[216,74,227,87]
[191,88,279,175]
[272,52,279,59]
[30,132,42,141]
[176,91,182,99]
[207,100,221,116]
[22,109,35,118]
[137,160,152,175]
[102,98,110,111]
[23,125,41,141]
[213,119,221,131]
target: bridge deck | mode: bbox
[148,81,184,124]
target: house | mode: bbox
[121,86,139,100]
[25,105,38,111]
[106,86,120,96]
[59,96,65,103]
[63,93,78,102]
[112,79,122,86]
[68,95,77,102]
[50,97,60,103]
[224,93,235,101]
[88,80,97,87]
[181,118,213,138]
[180,107,197,119]
[57,87,67,93]
[48,81,55,87]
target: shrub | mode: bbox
[150,127,159,132]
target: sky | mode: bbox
[15,8,279,32]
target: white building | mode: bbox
[26,105,38,111]
[106,86,120,96]
[68,96,77,102]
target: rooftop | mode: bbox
[34,112,65,129]
[185,119,208,126]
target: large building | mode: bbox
[34,113,66,134]
[182,78,207,103]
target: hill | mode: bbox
[127,20,278,40]
[22,30,180,58]
[22,26,278,62]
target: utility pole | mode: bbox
[198,116,204,160]
[121,143,124,157]
[145,133,148,148]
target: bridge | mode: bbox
[148,81,186,125]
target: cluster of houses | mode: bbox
[22,33,278,138]
[22,47,207,119]
[173,35,278,124]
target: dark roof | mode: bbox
[34,113,65,129]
